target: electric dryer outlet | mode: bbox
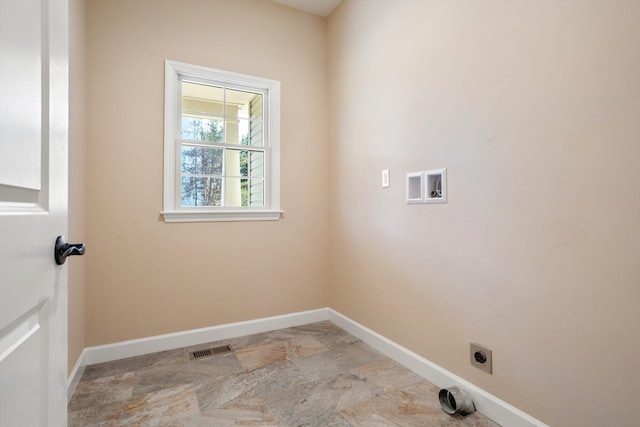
[470,343,492,374]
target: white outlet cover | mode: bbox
[382,169,390,188]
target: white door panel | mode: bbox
[0,0,69,426]
[0,0,42,190]
[0,306,47,427]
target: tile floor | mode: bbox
[68,321,500,426]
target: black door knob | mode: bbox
[54,235,86,265]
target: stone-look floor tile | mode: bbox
[70,322,501,426]
[132,351,244,397]
[274,373,378,426]
[288,321,361,349]
[68,383,200,427]
[352,358,424,392]
[235,341,290,372]
[80,349,182,382]
[340,388,454,426]
[313,411,352,427]
[179,398,277,426]
[235,335,329,372]
[331,373,381,411]
[196,360,356,426]
[68,372,134,412]
[226,321,358,353]
[288,335,329,359]
[341,382,499,427]
[194,360,304,412]
[226,330,294,352]
[293,340,387,382]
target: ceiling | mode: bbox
[271,0,342,17]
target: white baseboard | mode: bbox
[67,348,87,403]
[68,307,548,426]
[82,308,329,366]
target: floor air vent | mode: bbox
[189,345,232,360]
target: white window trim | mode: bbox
[161,60,282,222]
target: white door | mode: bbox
[0,0,70,426]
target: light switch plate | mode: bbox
[382,169,390,188]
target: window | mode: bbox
[162,60,281,222]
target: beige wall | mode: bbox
[74,0,640,424]
[68,0,86,373]
[327,1,640,426]
[83,0,329,345]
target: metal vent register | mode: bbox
[189,345,232,360]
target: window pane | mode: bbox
[181,177,222,207]
[249,179,264,207]
[224,178,264,207]
[182,82,224,115]
[224,178,247,207]
[225,118,250,145]
[248,92,263,146]
[226,149,263,178]
[225,149,243,178]
[181,116,224,142]
[225,89,261,120]
[181,146,223,175]
[249,118,263,146]
[249,151,264,178]
[224,177,245,207]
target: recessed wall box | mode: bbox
[425,168,447,203]
[406,172,425,203]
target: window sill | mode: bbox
[161,209,283,223]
